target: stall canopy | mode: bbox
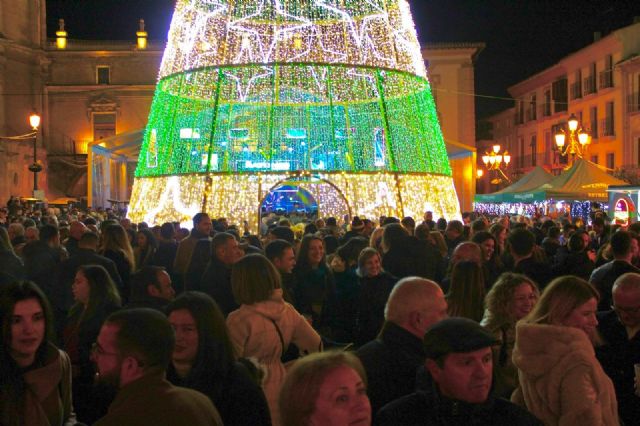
[474,166,554,203]
[476,159,628,203]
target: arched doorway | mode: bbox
[260,175,352,226]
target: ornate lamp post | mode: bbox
[28,112,43,196]
[481,144,511,185]
[554,113,590,166]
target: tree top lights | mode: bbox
[128,0,461,228]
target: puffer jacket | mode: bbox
[511,322,619,426]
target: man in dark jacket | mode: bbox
[173,213,212,290]
[198,232,244,316]
[93,309,222,425]
[377,318,542,425]
[508,228,553,289]
[357,278,447,421]
[590,230,640,311]
[596,272,640,426]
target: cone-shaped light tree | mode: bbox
[128,0,461,228]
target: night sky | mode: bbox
[46,0,640,119]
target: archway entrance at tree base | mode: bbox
[259,175,352,227]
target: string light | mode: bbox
[129,0,461,230]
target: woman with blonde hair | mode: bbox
[481,273,538,398]
[446,260,485,322]
[512,276,618,425]
[227,254,322,425]
[99,224,135,301]
[279,351,371,426]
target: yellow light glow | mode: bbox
[568,114,579,132]
[492,144,501,154]
[555,132,566,148]
[29,113,41,130]
[477,169,484,178]
[56,19,67,50]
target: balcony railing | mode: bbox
[570,81,582,100]
[583,76,597,96]
[599,70,613,89]
[539,103,552,117]
[600,117,614,137]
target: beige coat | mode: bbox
[227,289,322,425]
[512,322,619,426]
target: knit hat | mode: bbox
[423,318,499,359]
[351,216,364,231]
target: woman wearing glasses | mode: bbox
[0,280,76,425]
[481,273,539,398]
[63,264,121,424]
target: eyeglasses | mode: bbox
[612,305,640,315]
[91,342,119,357]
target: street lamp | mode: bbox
[481,144,511,185]
[554,113,590,166]
[27,112,43,196]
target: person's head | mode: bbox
[357,247,383,278]
[507,228,536,259]
[447,261,485,322]
[232,254,281,305]
[72,265,122,311]
[547,226,561,240]
[424,211,433,222]
[69,220,87,240]
[610,230,634,261]
[136,228,157,250]
[401,216,416,235]
[192,213,212,236]
[211,232,244,266]
[450,242,482,267]
[130,266,175,302]
[269,226,296,244]
[483,273,539,327]
[7,222,25,241]
[385,277,447,339]
[297,234,326,269]
[423,318,499,404]
[436,217,448,231]
[592,216,605,234]
[166,292,235,373]
[39,224,60,248]
[279,351,370,426]
[471,231,497,262]
[369,227,385,253]
[24,227,38,243]
[0,281,54,368]
[265,239,297,274]
[335,237,368,268]
[524,276,599,342]
[77,231,100,251]
[0,227,14,253]
[101,224,135,264]
[470,218,487,236]
[429,231,448,258]
[381,223,408,253]
[445,220,464,241]
[612,273,640,329]
[160,222,176,241]
[94,309,175,389]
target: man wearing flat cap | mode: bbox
[377,318,542,425]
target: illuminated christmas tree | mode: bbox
[128,0,461,228]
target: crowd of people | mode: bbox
[1,200,639,425]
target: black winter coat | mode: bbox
[355,272,397,346]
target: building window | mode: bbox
[530,135,537,166]
[93,113,116,141]
[571,69,582,100]
[591,155,598,165]
[543,89,552,116]
[606,153,615,170]
[584,63,597,95]
[552,78,568,113]
[97,66,110,85]
[599,55,613,89]
[590,106,598,140]
[528,95,537,121]
[601,102,614,137]
[518,136,525,168]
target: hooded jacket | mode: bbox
[511,322,619,426]
[226,289,321,426]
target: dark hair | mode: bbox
[296,234,326,272]
[39,224,59,243]
[507,228,536,257]
[436,218,448,231]
[0,281,55,423]
[547,226,561,239]
[382,223,408,252]
[304,223,318,235]
[568,231,586,253]
[106,308,174,369]
[137,228,158,251]
[193,213,210,228]
[414,223,431,241]
[270,226,295,244]
[166,292,236,400]
[78,231,99,247]
[265,239,293,262]
[611,230,632,257]
[446,261,485,322]
[160,222,176,240]
[471,231,498,262]
[130,266,165,301]
[326,217,337,227]
[70,265,122,321]
[335,237,369,266]
[471,218,487,233]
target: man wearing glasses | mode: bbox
[92,308,222,426]
[596,272,640,426]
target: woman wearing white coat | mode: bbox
[227,254,322,425]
